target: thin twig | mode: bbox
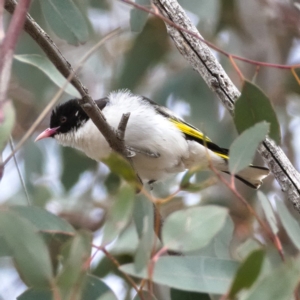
[8,136,31,205]
[117,113,130,142]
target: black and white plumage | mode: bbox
[36,90,269,188]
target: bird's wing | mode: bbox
[141,96,229,160]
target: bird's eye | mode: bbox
[60,116,67,123]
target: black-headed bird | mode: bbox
[36,91,269,188]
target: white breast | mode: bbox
[55,91,190,182]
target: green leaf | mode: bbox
[82,275,118,300]
[103,152,141,191]
[171,288,210,300]
[0,235,11,257]
[110,223,139,255]
[18,275,117,300]
[11,205,75,233]
[196,215,234,259]
[229,122,269,174]
[257,191,278,235]
[234,80,280,144]
[162,206,228,252]
[215,0,244,33]
[93,253,133,279]
[120,256,239,294]
[14,55,80,97]
[104,172,121,195]
[57,231,92,297]
[134,195,156,272]
[102,186,135,244]
[61,147,97,191]
[244,258,300,300]
[236,239,261,261]
[17,289,52,300]
[115,18,169,90]
[0,101,15,151]
[130,0,150,32]
[276,198,300,250]
[39,0,89,45]
[229,249,265,299]
[0,210,53,287]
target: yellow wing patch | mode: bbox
[169,118,211,142]
[170,118,229,160]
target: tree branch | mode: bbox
[4,0,142,187]
[152,0,300,212]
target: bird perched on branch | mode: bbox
[36,90,269,189]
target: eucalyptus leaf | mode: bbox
[229,249,265,299]
[18,274,117,300]
[234,81,280,144]
[276,198,300,250]
[39,0,89,45]
[115,18,169,90]
[103,152,141,191]
[11,205,75,233]
[257,191,278,235]
[134,195,156,272]
[14,54,80,97]
[82,275,118,300]
[244,258,300,300]
[171,289,210,300]
[120,256,239,294]
[17,289,52,300]
[102,185,135,245]
[196,215,234,259]
[57,230,92,298]
[162,205,228,252]
[0,210,53,287]
[229,122,269,174]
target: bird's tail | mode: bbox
[225,165,270,189]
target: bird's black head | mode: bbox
[50,99,89,135]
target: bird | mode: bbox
[35,90,269,189]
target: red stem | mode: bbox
[0,0,31,105]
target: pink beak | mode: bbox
[35,127,60,142]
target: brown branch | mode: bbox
[150,0,300,213]
[117,112,131,142]
[4,0,143,187]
